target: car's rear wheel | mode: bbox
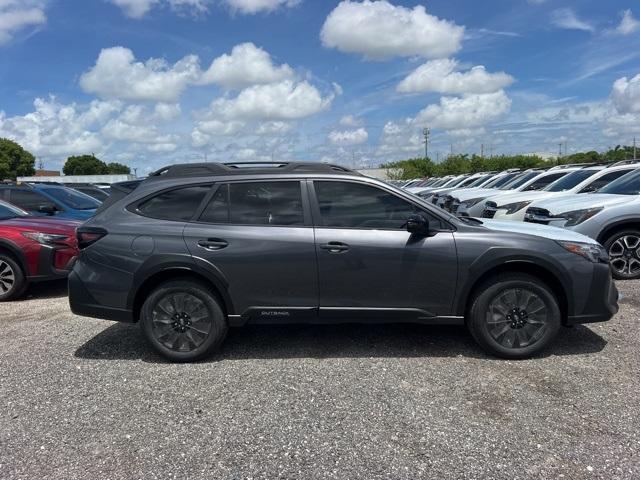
[603,230,640,280]
[0,254,27,302]
[467,273,561,359]
[140,279,228,362]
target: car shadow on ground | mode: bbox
[20,279,68,301]
[74,321,607,363]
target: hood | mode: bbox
[529,193,631,215]
[0,216,81,233]
[484,190,559,207]
[480,219,598,244]
[452,188,501,202]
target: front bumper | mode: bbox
[566,264,619,325]
[28,245,76,282]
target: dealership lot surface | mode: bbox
[1,282,638,480]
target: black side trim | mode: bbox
[69,271,134,322]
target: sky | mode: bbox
[0,0,639,174]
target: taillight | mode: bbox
[77,227,107,249]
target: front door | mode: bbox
[183,180,318,321]
[309,179,457,320]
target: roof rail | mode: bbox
[549,162,597,170]
[606,159,640,168]
[148,162,360,179]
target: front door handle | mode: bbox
[319,241,350,253]
[197,238,228,251]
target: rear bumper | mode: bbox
[566,265,619,325]
[68,270,134,322]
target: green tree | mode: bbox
[107,162,131,174]
[0,138,36,180]
[63,155,109,175]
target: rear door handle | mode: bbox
[197,238,228,250]
[319,241,350,253]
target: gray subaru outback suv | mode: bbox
[69,162,618,361]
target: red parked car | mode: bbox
[0,199,80,301]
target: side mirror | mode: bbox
[581,185,598,193]
[38,203,57,215]
[406,213,430,236]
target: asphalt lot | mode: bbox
[0,281,638,480]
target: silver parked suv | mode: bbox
[69,162,618,361]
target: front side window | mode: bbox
[138,185,211,221]
[522,172,567,191]
[580,169,634,193]
[544,169,599,192]
[315,181,420,229]
[41,187,101,210]
[199,181,304,226]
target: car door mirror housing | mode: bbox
[38,203,57,215]
[406,214,430,236]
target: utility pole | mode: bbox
[423,127,430,159]
[480,143,484,158]
[634,137,637,160]
[133,167,138,178]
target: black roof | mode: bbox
[148,162,360,179]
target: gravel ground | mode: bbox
[0,280,639,480]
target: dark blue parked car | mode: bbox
[0,184,100,220]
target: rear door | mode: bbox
[309,179,458,320]
[183,179,318,321]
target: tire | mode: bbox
[603,230,640,280]
[140,279,228,362]
[467,273,561,359]
[0,254,27,302]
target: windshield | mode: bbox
[444,176,468,188]
[41,187,101,210]
[598,170,640,195]
[544,169,599,192]
[466,175,491,187]
[500,171,539,190]
[482,172,516,188]
[0,202,28,220]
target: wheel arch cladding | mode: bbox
[598,220,640,245]
[0,240,27,276]
[130,263,234,322]
[457,258,570,324]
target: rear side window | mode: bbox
[314,181,420,229]
[199,181,304,226]
[9,189,48,210]
[138,185,210,221]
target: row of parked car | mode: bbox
[0,182,109,301]
[401,160,640,279]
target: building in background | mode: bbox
[17,174,135,184]
[34,169,61,177]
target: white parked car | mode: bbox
[477,162,640,221]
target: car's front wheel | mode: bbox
[140,279,228,362]
[467,273,561,359]
[0,254,27,302]
[603,230,640,280]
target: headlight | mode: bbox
[499,201,531,214]
[557,241,608,263]
[21,232,69,245]
[460,197,485,208]
[560,207,604,227]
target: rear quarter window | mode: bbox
[136,185,211,221]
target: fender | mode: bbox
[0,238,27,273]
[596,216,640,244]
[126,253,235,314]
[453,247,574,316]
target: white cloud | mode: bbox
[610,74,640,114]
[108,0,158,18]
[199,42,293,89]
[616,9,640,36]
[551,8,594,33]
[328,128,368,146]
[109,0,213,18]
[414,90,512,131]
[320,0,464,60]
[79,47,201,102]
[0,0,46,45]
[397,59,514,95]
[339,115,363,127]
[0,97,119,158]
[222,0,300,15]
[256,121,293,135]
[210,79,334,121]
